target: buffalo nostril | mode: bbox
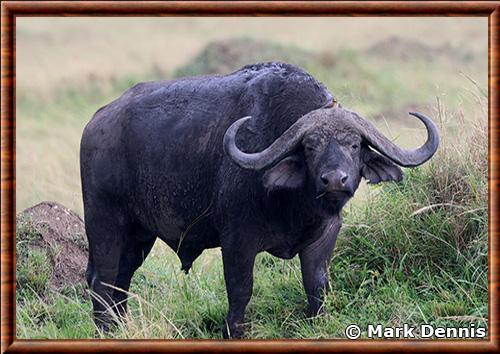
[341,175,348,185]
[320,175,329,185]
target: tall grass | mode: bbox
[15,31,488,339]
[333,114,488,329]
[16,98,488,338]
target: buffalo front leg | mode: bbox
[220,234,258,339]
[299,218,341,316]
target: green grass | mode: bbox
[16,114,488,339]
[16,215,53,294]
[16,37,488,339]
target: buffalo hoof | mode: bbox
[306,304,326,318]
[94,321,113,338]
[222,321,246,339]
[93,311,122,337]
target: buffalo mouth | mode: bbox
[316,189,354,200]
[315,190,353,215]
[330,189,353,197]
[315,192,351,215]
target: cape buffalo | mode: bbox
[80,62,439,338]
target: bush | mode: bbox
[334,114,488,332]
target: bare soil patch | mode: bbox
[16,201,88,293]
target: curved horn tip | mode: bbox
[408,111,436,125]
[223,114,310,171]
[223,116,252,146]
[408,112,427,120]
[407,111,440,166]
[223,116,257,169]
[409,112,424,120]
[358,110,440,168]
[233,116,253,129]
[408,111,440,144]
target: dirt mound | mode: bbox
[366,36,474,62]
[174,38,311,78]
[16,201,88,293]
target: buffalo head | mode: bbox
[223,106,439,213]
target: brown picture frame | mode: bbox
[1,1,499,352]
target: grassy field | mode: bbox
[16,18,487,215]
[16,18,488,339]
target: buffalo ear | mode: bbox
[263,155,306,191]
[361,147,403,184]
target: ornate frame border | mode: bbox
[1,1,499,353]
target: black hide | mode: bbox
[80,62,335,338]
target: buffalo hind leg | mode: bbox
[299,219,341,316]
[84,203,133,333]
[87,247,122,332]
[221,233,258,339]
[113,235,156,318]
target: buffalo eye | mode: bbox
[351,143,359,150]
